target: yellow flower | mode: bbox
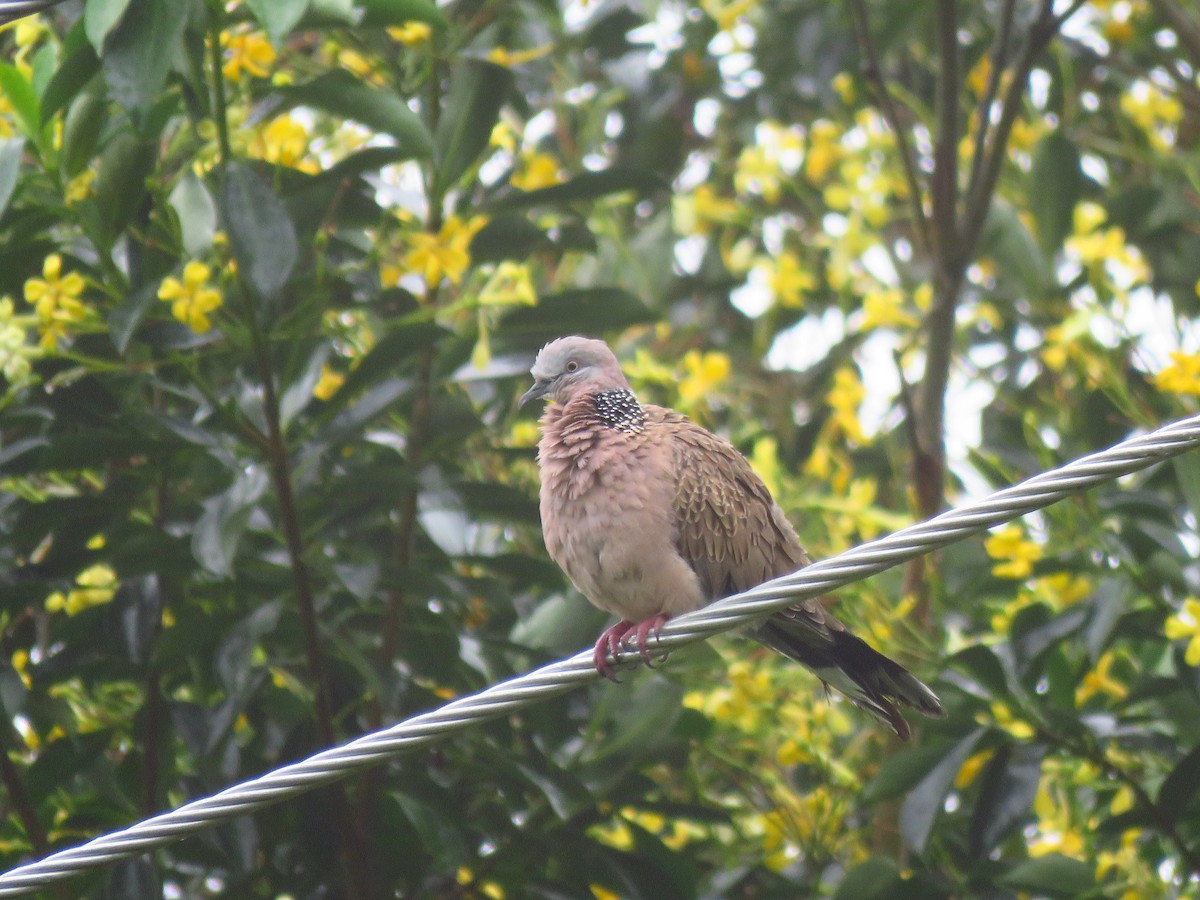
[984,525,1042,579]
[313,364,345,401]
[826,368,867,444]
[672,184,741,235]
[1076,651,1128,704]
[861,287,917,330]
[158,261,223,333]
[678,350,731,407]
[1165,597,1200,666]
[955,749,994,789]
[510,151,563,191]
[487,45,553,68]
[478,262,537,306]
[1029,782,1085,859]
[387,22,432,46]
[831,72,854,104]
[982,701,1034,740]
[65,169,95,205]
[23,254,87,349]
[757,252,813,308]
[1034,572,1092,609]
[591,887,621,900]
[47,564,119,616]
[222,30,276,81]
[700,0,757,33]
[734,144,782,203]
[804,120,842,181]
[251,115,315,172]
[1154,352,1200,396]
[403,215,489,288]
[11,649,31,688]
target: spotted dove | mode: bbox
[520,336,944,740]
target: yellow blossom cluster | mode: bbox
[1119,80,1182,151]
[222,29,276,81]
[734,121,802,204]
[0,297,39,385]
[387,22,432,46]
[1076,650,1128,705]
[399,214,489,289]
[1064,202,1148,288]
[510,151,563,191]
[825,367,868,444]
[989,571,1092,634]
[23,254,88,349]
[678,349,731,409]
[672,184,741,236]
[251,115,318,173]
[1154,351,1200,396]
[45,563,119,616]
[1165,597,1200,666]
[158,261,223,333]
[983,524,1042,579]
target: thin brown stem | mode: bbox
[931,0,962,262]
[848,0,932,256]
[966,0,1018,201]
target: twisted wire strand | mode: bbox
[2,412,1199,894]
[0,0,66,25]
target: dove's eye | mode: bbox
[566,360,579,372]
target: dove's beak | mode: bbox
[519,379,551,408]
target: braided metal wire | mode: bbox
[0,0,67,26]
[1,412,1198,894]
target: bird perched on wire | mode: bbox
[520,335,944,740]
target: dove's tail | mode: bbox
[754,614,945,741]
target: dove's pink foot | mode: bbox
[593,621,635,681]
[632,613,670,666]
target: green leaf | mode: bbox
[101,0,189,115]
[220,162,299,304]
[500,288,655,338]
[861,742,952,805]
[834,857,903,900]
[980,199,1050,299]
[1173,453,1200,519]
[61,92,107,177]
[246,0,310,45]
[900,728,986,854]
[969,743,1044,855]
[107,282,159,354]
[93,131,155,240]
[999,854,1096,896]
[0,64,41,140]
[1157,743,1200,823]
[1029,130,1082,255]
[39,39,101,125]
[192,469,269,577]
[434,60,512,193]
[168,170,218,258]
[276,70,432,157]
[488,167,669,211]
[0,138,24,221]
[469,215,548,263]
[355,0,445,27]
[85,0,133,53]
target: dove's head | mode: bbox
[519,336,631,407]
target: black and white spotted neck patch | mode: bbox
[591,390,646,434]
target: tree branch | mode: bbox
[848,0,932,256]
[965,0,1018,204]
[931,0,962,263]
